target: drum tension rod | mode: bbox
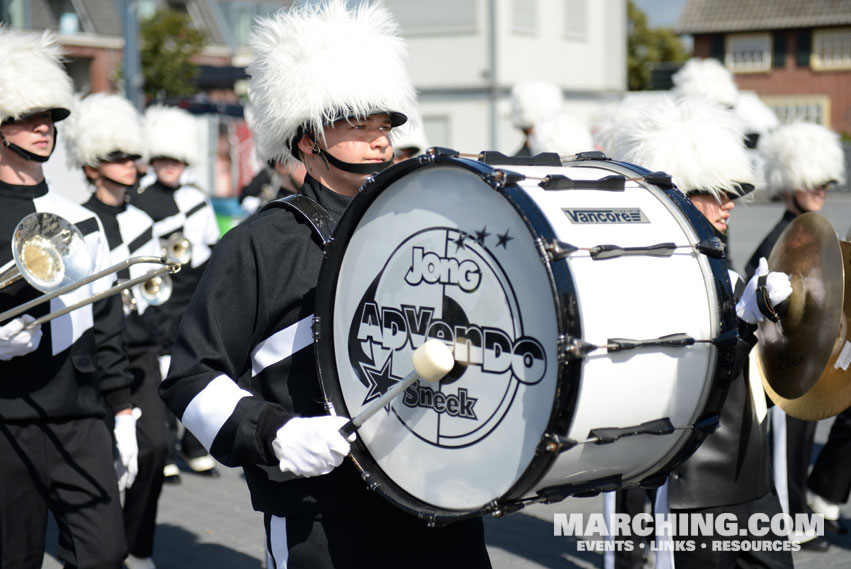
[543,238,725,262]
[559,333,698,360]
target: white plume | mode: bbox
[510,80,564,130]
[63,93,143,168]
[0,28,73,122]
[760,122,845,196]
[529,111,594,156]
[247,0,416,164]
[606,95,754,199]
[672,58,738,108]
[143,105,201,165]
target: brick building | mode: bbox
[678,0,851,136]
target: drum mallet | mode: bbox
[339,339,454,438]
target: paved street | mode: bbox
[42,194,851,568]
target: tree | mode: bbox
[140,9,207,99]
[627,0,689,91]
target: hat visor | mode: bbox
[4,107,71,124]
[103,150,143,163]
[330,110,408,127]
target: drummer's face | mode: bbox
[794,185,827,212]
[690,193,735,234]
[307,113,393,196]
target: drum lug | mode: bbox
[542,239,578,262]
[484,168,526,187]
[424,146,460,158]
[557,334,596,361]
[538,433,578,454]
[311,316,321,341]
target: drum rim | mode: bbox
[314,153,580,523]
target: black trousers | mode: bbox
[0,418,127,569]
[808,407,851,504]
[123,347,169,557]
[263,506,492,569]
[784,415,817,515]
[672,491,794,569]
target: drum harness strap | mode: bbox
[259,193,336,248]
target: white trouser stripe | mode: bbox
[251,315,314,377]
[181,374,252,450]
[267,515,288,569]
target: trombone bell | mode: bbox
[140,273,173,306]
[5,212,92,293]
[161,233,192,266]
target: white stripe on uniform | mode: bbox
[181,374,253,451]
[266,515,289,569]
[251,315,314,377]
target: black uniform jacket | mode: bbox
[666,266,772,510]
[161,175,384,518]
[0,180,131,421]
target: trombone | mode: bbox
[0,212,181,329]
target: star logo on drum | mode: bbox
[359,356,399,405]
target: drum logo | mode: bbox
[346,227,548,448]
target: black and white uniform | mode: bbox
[658,267,792,568]
[131,180,219,462]
[130,180,219,350]
[746,210,850,522]
[160,176,491,569]
[82,195,170,559]
[0,180,131,569]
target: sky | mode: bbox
[632,0,688,29]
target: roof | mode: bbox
[678,0,851,34]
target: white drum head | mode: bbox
[325,164,560,511]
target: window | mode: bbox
[725,33,772,72]
[1,0,28,27]
[563,0,586,40]
[512,0,536,35]
[812,28,851,70]
[383,0,477,35]
[762,95,830,127]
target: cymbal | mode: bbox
[759,241,851,420]
[757,212,844,399]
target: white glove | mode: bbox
[0,315,42,361]
[158,355,171,381]
[736,257,793,324]
[272,416,353,478]
[114,413,139,491]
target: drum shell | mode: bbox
[315,154,736,524]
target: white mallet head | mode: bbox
[412,339,454,382]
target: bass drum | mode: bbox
[315,151,738,525]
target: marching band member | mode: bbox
[160,2,491,567]
[0,29,135,568]
[528,110,594,157]
[509,79,564,156]
[131,104,220,481]
[64,92,170,569]
[605,95,794,568]
[746,122,847,549]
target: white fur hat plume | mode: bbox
[672,58,739,108]
[734,92,779,139]
[606,95,754,200]
[530,111,594,157]
[760,122,845,196]
[510,80,564,131]
[144,105,201,165]
[248,0,416,164]
[63,93,143,168]
[0,28,73,123]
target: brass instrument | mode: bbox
[0,212,181,329]
[161,233,192,265]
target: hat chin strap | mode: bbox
[318,148,393,175]
[101,173,139,193]
[1,129,56,163]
